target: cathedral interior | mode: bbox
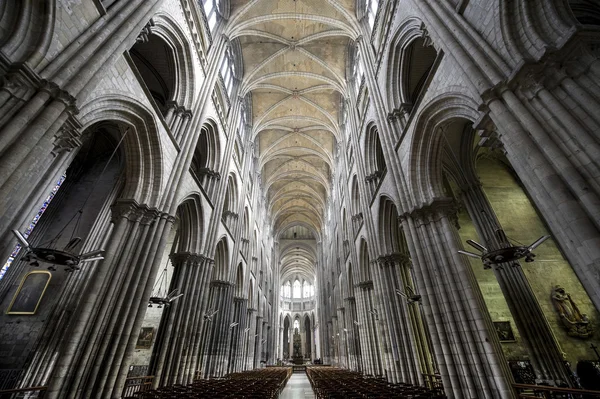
[0,0,599,398]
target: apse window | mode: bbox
[293,279,302,298]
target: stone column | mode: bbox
[244,308,257,370]
[201,280,234,378]
[228,297,247,373]
[345,296,362,372]
[151,253,213,386]
[336,307,346,367]
[461,182,571,384]
[401,198,513,399]
[377,254,422,384]
[254,315,264,369]
[42,199,173,399]
[354,281,382,376]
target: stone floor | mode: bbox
[280,373,316,399]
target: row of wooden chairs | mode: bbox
[306,367,446,399]
[126,367,292,399]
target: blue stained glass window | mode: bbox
[0,174,66,280]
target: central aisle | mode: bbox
[280,372,316,399]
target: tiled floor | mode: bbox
[279,373,316,399]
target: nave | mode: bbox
[1,0,600,399]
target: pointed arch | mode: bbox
[213,238,230,281]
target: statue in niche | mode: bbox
[552,285,594,338]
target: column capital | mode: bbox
[110,199,159,224]
[377,252,411,267]
[354,280,373,290]
[52,118,83,156]
[399,197,459,224]
[169,252,211,266]
[210,279,235,288]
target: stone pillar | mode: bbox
[377,254,423,385]
[245,308,257,370]
[401,198,513,398]
[254,315,264,369]
[345,296,362,372]
[201,280,234,378]
[461,182,571,384]
[354,281,383,376]
[151,253,213,386]
[228,297,247,373]
[41,199,173,399]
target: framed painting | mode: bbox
[494,321,516,342]
[6,271,52,315]
[136,327,155,349]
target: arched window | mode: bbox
[353,49,365,95]
[365,125,387,196]
[293,279,302,298]
[202,0,219,32]
[221,46,236,97]
[293,319,300,333]
[366,0,379,29]
[303,281,311,298]
[1,174,66,279]
[282,281,291,298]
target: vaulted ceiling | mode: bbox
[227,0,358,283]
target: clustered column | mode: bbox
[401,199,513,398]
[152,253,214,386]
[201,280,235,378]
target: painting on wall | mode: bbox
[6,271,52,315]
[494,321,516,342]
[136,327,155,349]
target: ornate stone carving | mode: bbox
[551,285,594,338]
[420,22,433,48]
[377,253,411,267]
[51,119,83,156]
[136,19,155,43]
[401,197,459,226]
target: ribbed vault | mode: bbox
[228,0,355,284]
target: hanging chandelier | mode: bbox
[458,232,550,268]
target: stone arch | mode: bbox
[386,18,438,114]
[350,175,360,217]
[213,238,229,281]
[0,0,55,68]
[78,95,164,206]
[174,194,204,254]
[248,279,254,309]
[223,174,239,214]
[408,93,482,205]
[347,262,355,297]
[364,123,386,193]
[191,119,221,197]
[235,262,244,297]
[378,195,406,255]
[150,13,196,109]
[130,14,195,116]
[358,238,370,283]
[194,119,221,172]
[568,0,600,24]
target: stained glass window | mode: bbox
[0,174,66,280]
